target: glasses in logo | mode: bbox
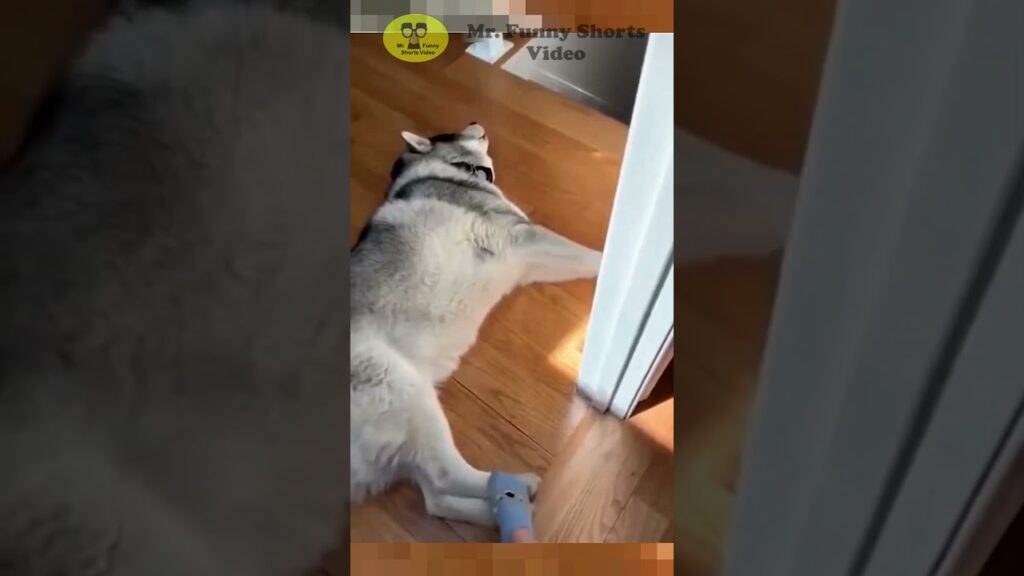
[401,22,428,38]
[401,22,428,48]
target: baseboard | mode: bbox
[465,36,514,64]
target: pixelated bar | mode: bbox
[351,0,673,34]
[350,543,675,575]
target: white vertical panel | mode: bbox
[727,0,1024,574]
[577,33,674,413]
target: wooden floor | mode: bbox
[677,253,782,576]
[346,34,675,546]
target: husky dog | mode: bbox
[350,123,603,526]
[0,6,345,575]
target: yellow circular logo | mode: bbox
[382,14,449,63]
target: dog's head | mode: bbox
[390,122,496,183]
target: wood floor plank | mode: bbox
[453,335,588,457]
[605,452,674,543]
[440,380,554,475]
[350,484,465,543]
[478,285,594,382]
[630,388,675,452]
[534,413,658,542]
[349,499,417,543]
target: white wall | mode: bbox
[678,129,799,263]
[502,35,648,123]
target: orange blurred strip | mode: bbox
[525,0,674,32]
[351,543,674,576]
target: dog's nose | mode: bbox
[469,121,478,125]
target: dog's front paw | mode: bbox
[584,249,604,278]
[514,472,542,501]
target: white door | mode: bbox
[726,0,1024,573]
[576,32,674,418]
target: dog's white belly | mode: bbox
[392,317,486,384]
[421,287,519,382]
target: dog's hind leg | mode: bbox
[407,390,540,519]
[408,391,492,500]
[419,489,495,527]
[514,225,603,285]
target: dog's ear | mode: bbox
[400,131,432,153]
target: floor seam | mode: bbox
[448,376,557,461]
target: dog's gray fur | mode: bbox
[350,124,603,526]
[0,6,344,575]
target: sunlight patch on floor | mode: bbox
[630,396,674,452]
[545,318,589,379]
